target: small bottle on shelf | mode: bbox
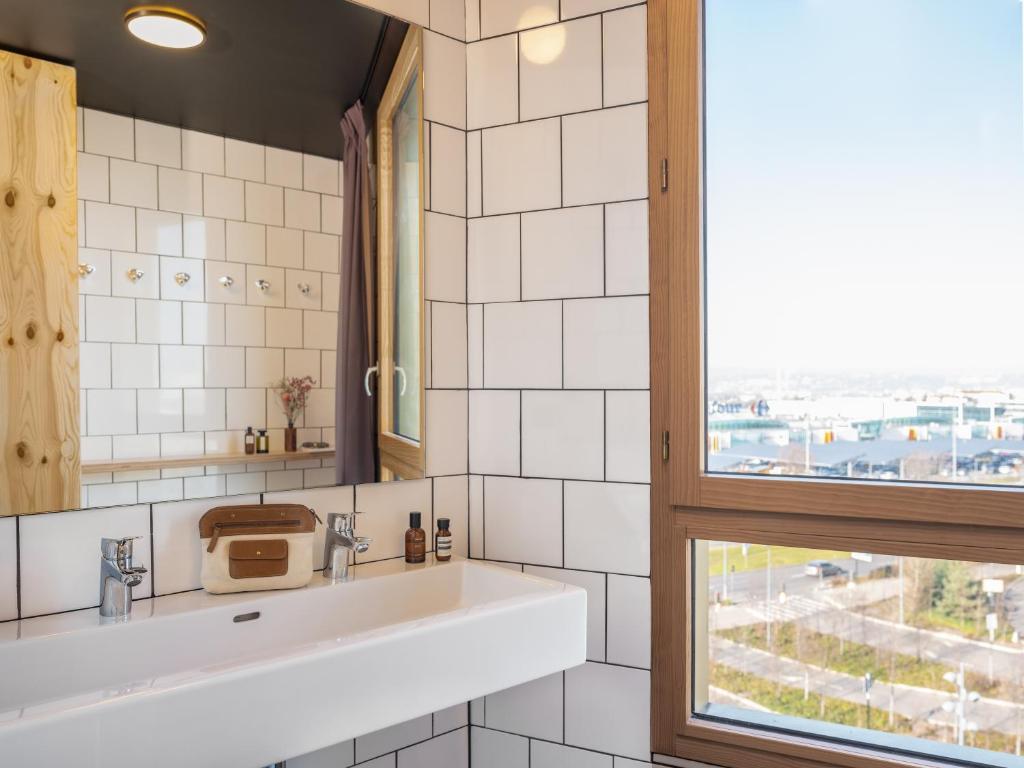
[256,429,269,454]
[405,512,426,564]
[435,518,452,562]
[244,426,256,455]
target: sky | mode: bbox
[705,0,1024,377]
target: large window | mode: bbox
[649,2,1024,767]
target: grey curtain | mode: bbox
[335,101,377,485]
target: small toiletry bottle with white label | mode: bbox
[435,518,452,562]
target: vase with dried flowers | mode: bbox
[273,375,316,452]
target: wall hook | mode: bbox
[174,272,191,286]
[254,279,271,293]
[78,263,95,277]
[298,282,311,296]
[127,268,145,282]
[219,275,234,287]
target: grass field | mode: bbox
[708,543,851,577]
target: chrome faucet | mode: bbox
[323,512,371,582]
[99,537,148,620]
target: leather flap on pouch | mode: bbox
[229,539,288,561]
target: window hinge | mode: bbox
[660,159,669,192]
[662,430,670,461]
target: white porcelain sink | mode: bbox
[0,558,586,768]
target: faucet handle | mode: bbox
[326,511,362,532]
[101,536,143,561]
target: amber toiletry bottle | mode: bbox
[435,518,452,562]
[405,512,426,563]
[244,427,256,455]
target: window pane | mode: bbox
[704,0,1024,487]
[693,540,1024,767]
[392,73,421,442]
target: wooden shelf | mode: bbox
[81,448,335,475]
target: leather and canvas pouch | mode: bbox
[198,504,318,594]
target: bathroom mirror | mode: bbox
[0,0,430,516]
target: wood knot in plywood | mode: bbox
[4,190,13,207]
[16,443,27,459]
[22,57,31,69]
[47,194,55,208]
[56,330,65,342]
[40,455,48,465]
[25,323,36,340]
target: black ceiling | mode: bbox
[0,0,407,159]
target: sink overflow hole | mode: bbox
[232,611,261,623]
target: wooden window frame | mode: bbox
[376,26,425,481]
[647,2,1024,766]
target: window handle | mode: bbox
[364,365,378,397]
[394,365,407,397]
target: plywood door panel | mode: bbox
[0,51,79,515]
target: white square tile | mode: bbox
[565,662,650,760]
[109,159,157,208]
[138,478,184,503]
[424,122,431,211]
[246,347,283,388]
[470,390,519,475]
[432,475,469,559]
[267,147,303,188]
[286,268,322,310]
[430,124,466,217]
[78,247,112,296]
[564,296,649,388]
[469,475,484,557]
[431,302,467,388]
[426,213,466,303]
[152,495,259,595]
[605,200,649,295]
[467,215,519,303]
[321,273,339,312]
[302,154,340,195]
[80,342,112,389]
[136,299,183,344]
[426,390,468,477]
[0,518,16,621]
[204,174,244,220]
[466,0,481,41]
[160,345,203,387]
[81,435,112,461]
[111,344,158,388]
[137,209,183,256]
[183,215,226,260]
[520,17,602,120]
[78,200,86,247]
[564,481,649,575]
[83,109,134,159]
[160,256,205,302]
[304,388,334,428]
[606,391,650,483]
[225,138,265,182]
[486,672,563,741]
[320,196,342,236]
[354,479,432,563]
[303,310,336,350]
[467,130,482,217]
[225,305,266,346]
[182,130,224,175]
[267,308,304,348]
[265,469,304,493]
[522,205,604,299]
[607,574,651,668]
[398,728,467,768]
[78,152,109,202]
[468,305,483,388]
[424,30,467,129]
[205,346,245,387]
[268,227,304,268]
[525,565,607,661]
[19,504,151,616]
[226,221,266,264]
[246,264,286,307]
[158,167,203,215]
[483,476,561,565]
[480,0,557,36]
[138,389,183,433]
[184,474,227,499]
[563,103,648,206]
[286,349,321,381]
[135,120,181,167]
[226,388,266,430]
[304,231,340,273]
[85,202,136,251]
[85,296,135,343]
[467,35,519,129]
[522,390,604,480]
[430,0,466,38]
[203,260,246,305]
[227,471,266,496]
[603,5,648,107]
[483,301,561,388]
[184,388,226,432]
[182,302,224,345]
[245,181,284,226]
[356,715,432,763]
[482,119,560,215]
[288,740,355,768]
[531,742,611,768]
[111,252,159,299]
[285,188,321,231]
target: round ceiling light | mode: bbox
[125,6,206,49]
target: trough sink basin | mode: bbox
[0,558,586,768]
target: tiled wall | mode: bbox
[463,0,653,766]
[76,108,345,507]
